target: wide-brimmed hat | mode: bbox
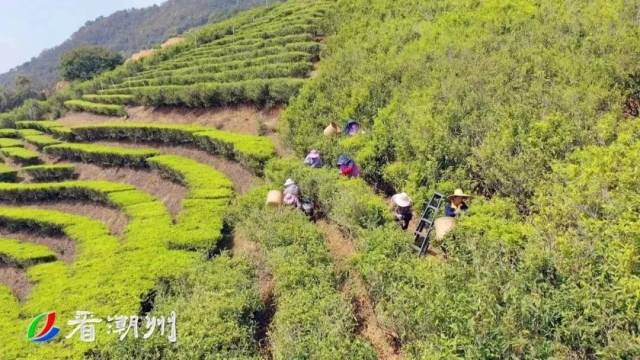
[307,149,320,158]
[392,192,412,207]
[448,188,471,200]
[337,154,352,166]
[284,178,296,187]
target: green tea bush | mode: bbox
[106,62,312,89]
[95,78,305,109]
[282,0,640,208]
[22,134,62,148]
[154,44,314,71]
[0,147,41,165]
[0,238,57,267]
[0,163,18,182]
[228,187,376,359]
[44,143,159,167]
[148,155,233,250]
[16,120,74,140]
[20,164,76,182]
[69,0,329,111]
[103,254,262,360]
[64,99,126,116]
[176,33,314,61]
[0,138,24,148]
[71,122,275,172]
[265,159,392,231]
[0,129,19,138]
[133,52,312,80]
[81,94,135,105]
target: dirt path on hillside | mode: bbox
[93,141,259,194]
[232,231,275,359]
[58,105,282,136]
[0,229,74,263]
[0,265,30,301]
[23,202,127,239]
[73,163,187,218]
[316,220,402,359]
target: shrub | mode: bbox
[22,134,62,148]
[59,46,124,81]
[20,164,76,182]
[0,138,23,148]
[44,143,159,167]
[104,254,262,360]
[228,188,376,359]
[16,121,74,140]
[0,164,18,182]
[0,147,40,165]
[82,94,135,105]
[0,238,56,267]
[64,99,126,117]
[148,155,233,250]
[71,123,275,173]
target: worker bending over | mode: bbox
[391,192,413,230]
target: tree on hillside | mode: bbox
[0,76,44,113]
[59,46,123,81]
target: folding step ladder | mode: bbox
[412,192,445,256]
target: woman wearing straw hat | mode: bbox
[336,154,360,178]
[282,178,301,207]
[303,149,323,168]
[445,189,471,217]
[391,192,413,230]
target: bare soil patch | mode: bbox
[0,229,74,263]
[316,220,402,359]
[232,231,274,359]
[93,141,259,194]
[72,163,186,218]
[0,264,30,301]
[23,202,127,239]
[58,105,282,135]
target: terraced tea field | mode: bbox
[68,0,329,116]
[0,1,338,358]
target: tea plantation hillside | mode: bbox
[64,0,328,115]
[0,0,639,359]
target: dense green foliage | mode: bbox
[64,99,126,117]
[271,0,640,356]
[59,46,124,81]
[0,238,56,267]
[20,164,76,182]
[44,143,160,168]
[0,76,46,113]
[228,187,376,359]
[0,146,41,165]
[283,0,640,209]
[103,253,263,360]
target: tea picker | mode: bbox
[412,189,472,256]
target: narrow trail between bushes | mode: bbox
[73,163,187,218]
[0,265,30,302]
[0,229,74,263]
[58,105,282,136]
[94,141,260,193]
[316,220,402,360]
[22,202,127,239]
[231,231,275,359]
